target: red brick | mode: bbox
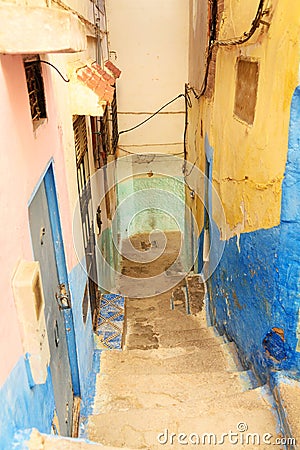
[94,79,106,97]
[104,60,121,78]
[92,62,115,85]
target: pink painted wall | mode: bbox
[0,55,75,386]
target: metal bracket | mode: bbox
[55,284,71,310]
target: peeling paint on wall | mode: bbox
[0,358,55,448]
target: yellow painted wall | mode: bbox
[188,0,300,239]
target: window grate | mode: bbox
[111,87,119,154]
[24,59,47,122]
[101,105,111,160]
[91,116,104,169]
[73,115,88,166]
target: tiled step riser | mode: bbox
[96,294,125,350]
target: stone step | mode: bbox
[99,343,242,376]
[157,328,223,347]
[125,326,224,351]
[274,376,300,447]
[88,388,281,449]
[20,428,134,450]
[92,371,255,414]
[126,311,209,334]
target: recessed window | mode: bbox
[24,57,47,123]
[234,58,259,125]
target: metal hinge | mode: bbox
[55,284,71,310]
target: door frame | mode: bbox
[28,160,80,398]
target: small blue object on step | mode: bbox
[96,294,125,349]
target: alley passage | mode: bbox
[87,232,282,450]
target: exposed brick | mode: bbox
[103,84,115,103]
[77,70,89,83]
[92,62,115,85]
[77,63,117,102]
[105,60,121,78]
[84,66,93,77]
[86,78,98,90]
[94,80,106,97]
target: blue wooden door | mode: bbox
[29,179,74,436]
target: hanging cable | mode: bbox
[189,0,267,99]
[39,60,70,83]
[187,0,218,99]
[119,93,185,135]
[117,145,184,156]
[214,0,266,46]
[182,83,199,192]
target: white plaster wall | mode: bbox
[106,0,189,154]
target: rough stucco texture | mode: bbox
[117,176,185,239]
[207,86,300,382]
[0,359,55,448]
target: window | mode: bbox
[73,115,88,166]
[234,58,259,125]
[90,117,104,170]
[110,87,119,153]
[90,114,112,220]
[24,57,47,124]
[90,106,111,170]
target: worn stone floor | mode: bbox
[25,232,287,449]
[86,232,282,449]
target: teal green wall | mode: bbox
[97,226,119,293]
[117,176,185,238]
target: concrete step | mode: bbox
[88,387,281,449]
[19,428,134,450]
[125,325,224,351]
[157,328,223,347]
[126,311,209,334]
[99,343,242,376]
[274,376,300,447]
[92,371,255,414]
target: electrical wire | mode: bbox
[189,0,267,99]
[39,60,70,83]
[117,86,196,191]
[117,145,184,156]
[214,0,265,46]
[182,83,198,192]
[119,93,185,135]
[188,0,218,99]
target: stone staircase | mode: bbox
[22,233,291,450]
[85,273,283,449]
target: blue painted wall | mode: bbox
[0,237,95,448]
[0,358,55,449]
[208,227,281,381]
[201,87,300,382]
[275,86,300,377]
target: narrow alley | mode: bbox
[1,0,300,449]
[25,232,284,449]
[88,233,282,449]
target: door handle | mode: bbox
[55,284,71,310]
